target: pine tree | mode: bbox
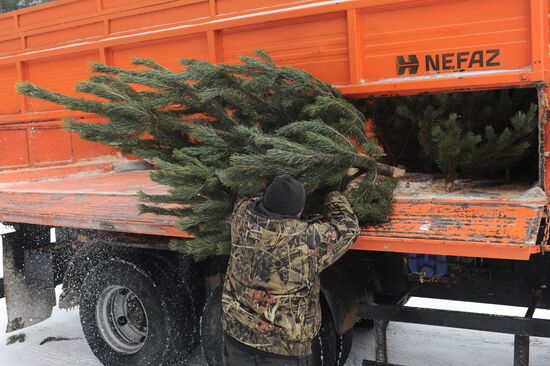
[462,104,537,178]
[430,113,481,184]
[18,50,396,260]
[0,0,52,13]
[368,90,538,184]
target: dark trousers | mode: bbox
[223,334,312,366]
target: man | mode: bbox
[222,174,360,365]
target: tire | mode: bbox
[79,257,193,366]
[61,241,129,308]
[140,252,200,350]
[311,303,338,366]
[336,329,353,366]
[201,287,343,366]
[200,287,224,366]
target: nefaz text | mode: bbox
[396,49,501,76]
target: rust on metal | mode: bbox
[0,170,187,238]
[355,199,545,260]
[0,0,548,262]
[0,170,546,260]
[354,179,547,260]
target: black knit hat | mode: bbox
[263,174,306,216]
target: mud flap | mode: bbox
[2,225,56,332]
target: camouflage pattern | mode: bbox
[222,192,360,357]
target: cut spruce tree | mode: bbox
[368,90,538,184]
[18,50,396,260]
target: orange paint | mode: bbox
[0,0,546,260]
[355,198,546,259]
[352,237,542,261]
[0,170,187,238]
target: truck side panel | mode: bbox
[363,0,531,82]
[0,0,546,260]
[0,1,542,166]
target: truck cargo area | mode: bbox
[1,0,550,365]
[0,164,544,260]
[358,176,547,260]
[0,163,182,238]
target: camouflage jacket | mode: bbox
[222,192,360,357]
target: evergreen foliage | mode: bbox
[368,90,538,183]
[19,51,395,260]
[0,0,52,13]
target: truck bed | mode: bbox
[0,169,545,260]
[0,168,183,238]
[357,177,547,260]
[0,0,546,261]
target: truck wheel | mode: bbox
[200,287,224,366]
[79,257,192,366]
[311,303,338,366]
[336,329,353,366]
[142,252,200,350]
[61,241,129,308]
[201,287,344,366]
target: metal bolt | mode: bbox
[117,316,128,326]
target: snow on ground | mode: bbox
[5,293,550,366]
[0,286,100,366]
[1,225,550,365]
[349,298,550,366]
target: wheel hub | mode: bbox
[96,285,149,354]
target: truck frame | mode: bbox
[1,0,550,365]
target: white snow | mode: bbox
[1,225,550,365]
[0,286,100,366]
[348,298,550,366]
[4,293,550,366]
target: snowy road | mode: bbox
[3,293,550,366]
[2,233,550,365]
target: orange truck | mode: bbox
[1,0,550,365]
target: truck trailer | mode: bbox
[1,0,550,365]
